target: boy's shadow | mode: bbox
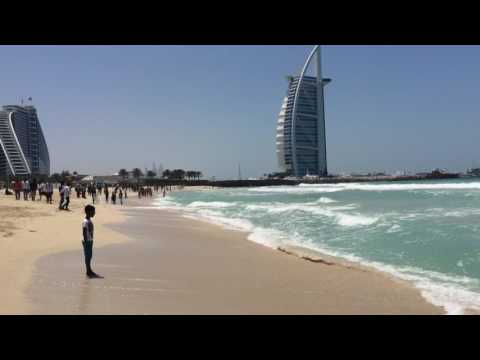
[88,273,104,279]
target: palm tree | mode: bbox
[61,170,71,180]
[172,169,185,180]
[186,171,195,180]
[147,170,156,178]
[118,169,128,180]
[163,169,171,179]
[132,168,143,181]
[51,173,62,183]
[196,171,203,180]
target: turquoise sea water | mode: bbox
[147,179,480,314]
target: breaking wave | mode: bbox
[249,182,480,194]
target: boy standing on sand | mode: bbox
[82,205,102,278]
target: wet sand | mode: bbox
[25,200,444,315]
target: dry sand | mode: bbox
[5,191,445,315]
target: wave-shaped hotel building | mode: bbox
[0,104,50,178]
[276,46,331,178]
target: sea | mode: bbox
[144,179,480,314]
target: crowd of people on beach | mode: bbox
[3,178,180,209]
[3,178,169,209]
[9,179,54,203]
[2,178,180,279]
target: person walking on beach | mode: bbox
[91,183,97,204]
[38,182,44,201]
[14,179,21,200]
[118,188,123,205]
[22,180,28,200]
[82,205,102,279]
[59,182,65,210]
[25,179,31,200]
[63,183,71,210]
[111,189,117,205]
[30,178,38,201]
[46,182,53,204]
[104,185,109,203]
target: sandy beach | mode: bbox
[0,191,130,314]
[0,189,443,314]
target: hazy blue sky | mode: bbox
[1,45,479,179]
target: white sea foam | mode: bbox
[368,263,480,315]
[335,213,378,227]
[244,202,377,227]
[302,182,480,192]
[249,186,343,194]
[387,224,402,233]
[183,211,255,233]
[327,205,358,211]
[187,201,237,209]
[247,227,288,248]
[249,182,480,194]
[316,197,338,203]
[443,209,480,217]
[285,241,480,315]
[149,199,180,210]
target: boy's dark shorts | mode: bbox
[82,240,93,259]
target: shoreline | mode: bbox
[154,204,450,314]
[158,187,480,315]
[23,192,444,314]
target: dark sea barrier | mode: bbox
[139,174,461,189]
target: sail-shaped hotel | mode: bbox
[276,46,331,178]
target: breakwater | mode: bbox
[141,174,461,188]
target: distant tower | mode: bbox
[276,45,331,178]
[238,163,242,180]
[152,162,157,176]
[158,163,164,178]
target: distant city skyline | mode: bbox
[1,45,480,179]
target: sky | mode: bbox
[1,45,479,179]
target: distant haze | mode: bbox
[1,45,479,179]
